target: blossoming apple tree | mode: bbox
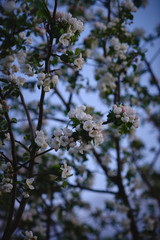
[0,0,160,239]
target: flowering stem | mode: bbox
[0,88,17,240]
[1,1,58,238]
[2,112,17,240]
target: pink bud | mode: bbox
[121,107,126,112]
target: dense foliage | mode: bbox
[0,0,160,239]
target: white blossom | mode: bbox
[94,133,104,147]
[97,72,116,96]
[35,26,46,36]
[0,177,13,193]
[60,136,70,147]
[24,230,37,240]
[19,31,26,40]
[35,130,48,149]
[113,104,139,128]
[20,64,34,76]
[2,183,13,192]
[44,85,50,92]
[47,137,60,151]
[68,106,104,148]
[83,120,93,132]
[121,0,137,12]
[74,53,84,70]
[17,51,26,64]
[56,11,84,34]
[51,75,58,85]
[3,1,17,12]
[95,22,107,31]
[26,178,35,190]
[0,55,14,69]
[76,124,81,131]
[23,191,30,198]
[69,141,76,148]
[37,72,46,82]
[26,37,33,44]
[63,128,73,137]
[59,32,73,47]
[37,73,58,92]
[16,76,26,86]
[54,129,62,137]
[1,162,12,171]
[60,161,72,178]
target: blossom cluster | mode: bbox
[0,162,13,193]
[19,31,33,44]
[110,37,129,60]
[56,11,84,47]
[121,0,137,12]
[35,128,73,151]
[24,230,37,240]
[35,106,104,153]
[35,130,48,149]
[95,22,107,31]
[0,51,34,87]
[112,104,139,128]
[94,36,129,98]
[17,51,34,76]
[37,72,58,92]
[3,0,17,12]
[47,127,76,151]
[97,72,116,97]
[94,17,131,39]
[10,75,26,86]
[68,105,104,147]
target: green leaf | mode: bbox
[60,54,69,63]
[75,48,81,55]
[62,180,68,188]
[11,118,17,123]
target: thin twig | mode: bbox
[35,148,54,158]
[19,90,34,140]
[54,87,69,111]
[15,140,31,153]
[68,183,118,194]
[0,152,12,163]
[144,58,160,96]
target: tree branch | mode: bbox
[19,90,34,140]
[144,58,160,96]
[68,183,118,194]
